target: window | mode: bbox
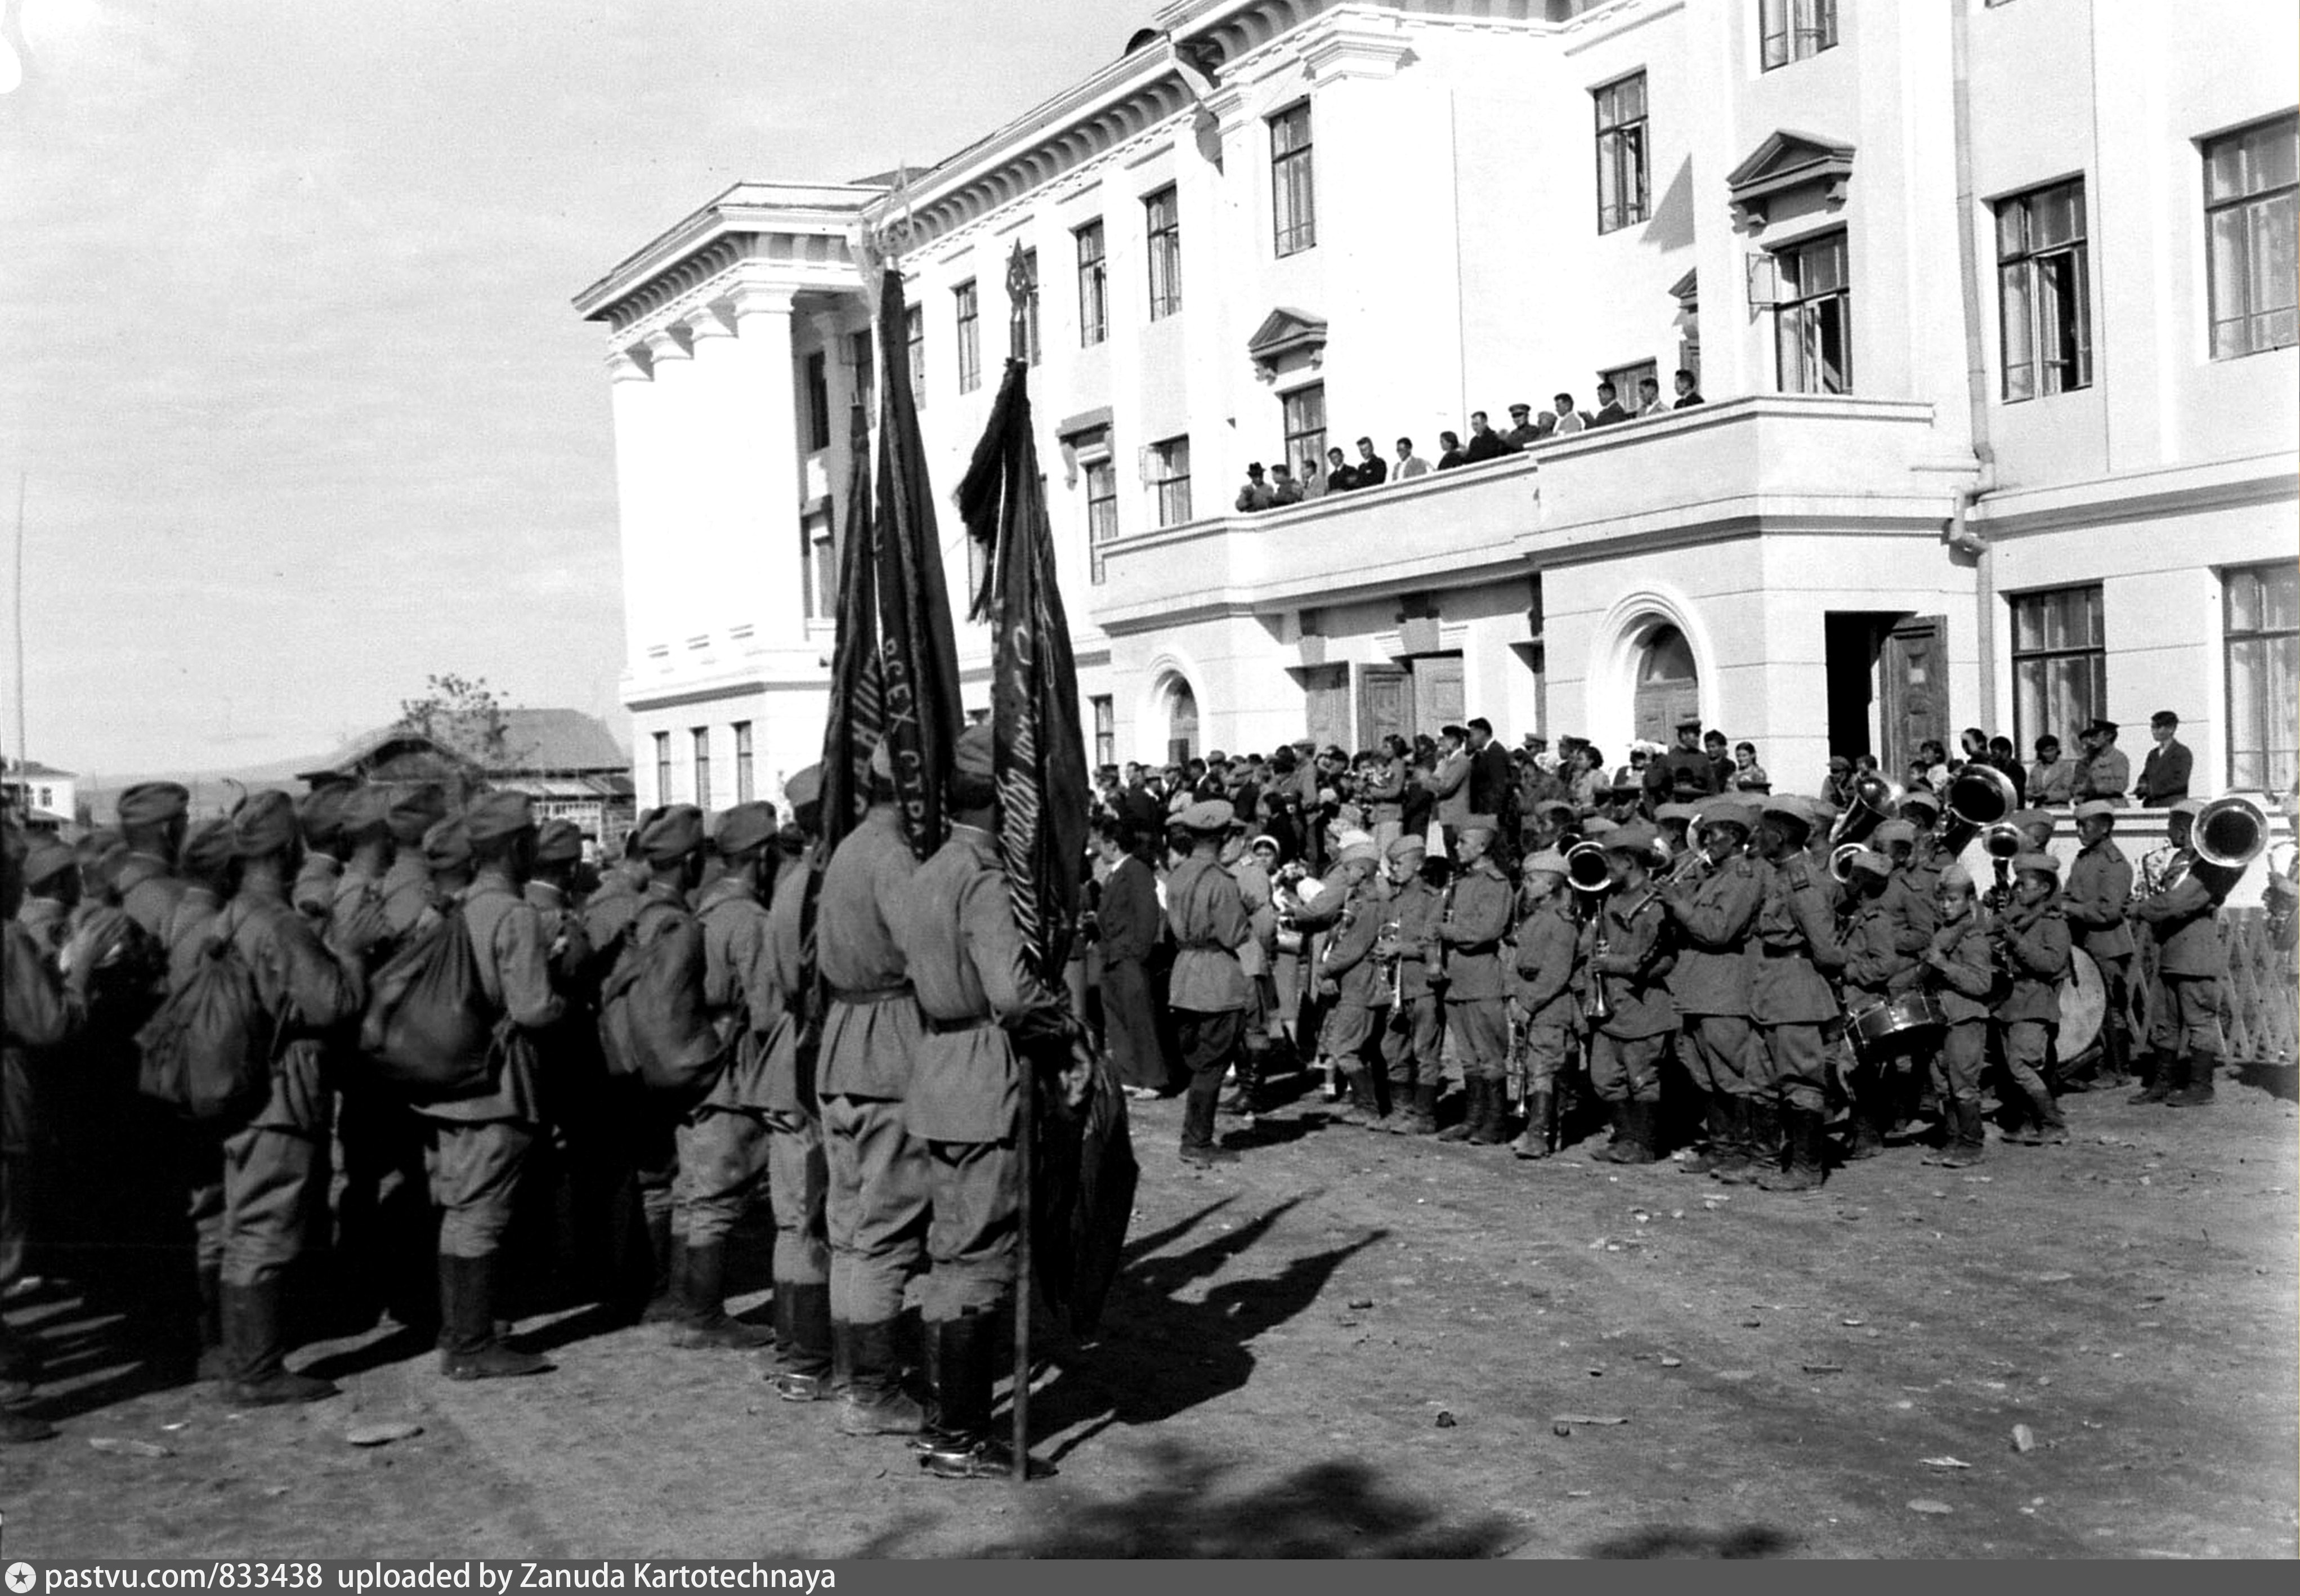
[1092,695,1115,770]
[905,304,925,398]
[692,727,713,811]
[1018,248,1041,366]
[1772,231,1852,394]
[954,280,981,394]
[1146,186,1182,319]
[1593,73,1649,233]
[733,721,755,804]
[2225,562,2299,792]
[2203,113,2298,360]
[1148,435,1192,527]
[799,504,835,622]
[1075,221,1108,346]
[1600,359,1658,412]
[1281,383,1326,480]
[1270,102,1316,256]
[1996,179,2091,400]
[1085,455,1118,584]
[653,732,670,807]
[804,351,831,450]
[848,329,875,423]
[1760,0,1837,70]
[2010,585,2105,755]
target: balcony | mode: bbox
[1089,394,1979,632]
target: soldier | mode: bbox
[1834,850,1914,1160]
[1315,835,1392,1129]
[523,819,604,1301]
[215,791,361,1403]
[1897,790,1948,873]
[114,781,192,941]
[1991,852,2073,1143]
[1506,851,1579,1160]
[1585,823,1676,1164]
[892,724,1073,1479]
[1748,798,1847,1192]
[1380,834,1447,1135]
[1434,822,1514,1146]
[1222,825,1279,1114]
[763,767,835,1402]
[163,819,240,1382]
[674,799,784,1351]
[2130,800,2237,1108]
[1659,799,1765,1179]
[1166,800,1254,1166]
[414,795,563,1379]
[1917,865,1995,1168]
[378,783,450,941]
[815,749,932,1433]
[2062,798,2137,1092]
[292,783,353,933]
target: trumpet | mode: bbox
[1584,917,1615,1025]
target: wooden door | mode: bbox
[1879,616,1948,777]
[1301,664,1351,752]
[1411,653,1465,734]
[1357,665,1415,752]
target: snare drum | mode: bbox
[1846,991,1949,1060]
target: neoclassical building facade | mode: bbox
[575,0,2296,815]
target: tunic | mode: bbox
[1165,854,1250,1014]
[416,871,563,1126]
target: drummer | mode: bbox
[1918,865,1995,1167]
[1834,850,1916,1161]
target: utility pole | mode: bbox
[11,472,25,796]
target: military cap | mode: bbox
[1828,755,1852,773]
[1655,802,1699,824]
[1206,750,1229,766]
[1604,821,1660,855]
[21,837,75,892]
[296,784,351,850]
[1523,850,1568,878]
[2169,797,2204,819]
[1386,833,1428,862]
[2012,850,2060,877]
[954,722,995,783]
[784,765,823,812]
[181,817,236,880]
[343,785,394,841]
[1699,800,1755,833]
[1845,849,1891,880]
[421,816,473,873]
[1759,797,1813,832]
[84,838,132,895]
[1872,819,1918,847]
[2011,808,2055,836]
[1674,713,1703,731]
[714,801,780,857]
[640,804,706,862]
[1335,838,1381,869]
[2074,798,2119,821]
[534,819,585,864]
[1440,723,1469,740]
[1333,828,1375,854]
[116,781,190,829]
[1899,790,1944,819]
[1177,799,1236,834]
[1535,798,1578,822]
[1939,862,1975,892]
[1290,737,1317,754]
[1580,817,1618,839]
[1509,401,1532,415]
[230,790,300,857]
[466,790,536,847]
[386,783,449,844]
[1458,821,1498,845]
[2083,718,2119,737]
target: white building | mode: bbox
[2,758,77,829]
[574,0,2297,817]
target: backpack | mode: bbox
[135,909,278,1125]
[597,904,731,1106]
[360,906,503,1100]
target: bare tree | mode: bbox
[395,673,514,770]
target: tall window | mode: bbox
[905,304,925,398]
[1085,456,1118,584]
[1600,359,1658,412]
[799,505,835,622]
[1018,248,1041,365]
[2225,562,2299,792]
[1270,102,1316,256]
[1593,73,1649,234]
[1281,383,1326,480]
[1146,186,1183,319]
[692,727,713,811]
[2203,113,2298,360]
[1091,696,1115,769]
[2010,584,2105,754]
[1148,435,1192,527]
[733,721,755,804]
[848,329,875,423]
[954,280,981,393]
[1760,0,1837,70]
[1075,221,1108,346]
[1997,179,2091,400]
[653,732,670,808]
[1773,231,1852,394]
[804,351,831,449]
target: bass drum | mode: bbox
[2057,946,2106,1063]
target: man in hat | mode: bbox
[1221,824,1279,1114]
[891,725,1075,1479]
[413,793,563,1380]
[1089,815,1171,1097]
[762,767,835,1401]
[1917,865,1995,1166]
[1648,718,1724,810]
[1434,822,1515,1145]
[1747,799,1847,1191]
[113,781,191,941]
[1503,402,1543,449]
[2010,808,2057,856]
[2135,712,2192,808]
[1833,849,1914,1160]
[213,791,361,1403]
[377,784,450,941]
[1314,834,1393,1129]
[1585,823,1676,1164]
[292,783,354,934]
[1821,755,1856,812]
[1506,849,1579,1159]
[1234,462,1276,513]
[1660,798,1766,1178]
[1990,852,2073,1142]
[2130,799,2236,1107]
[2074,719,2130,807]
[1427,726,1473,854]
[2061,799,2136,1091]
[1380,834,1448,1135]
[1897,789,1949,873]
[1166,799,1254,1165]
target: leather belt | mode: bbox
[827,982,914,1004]
[923,1014,996,1036]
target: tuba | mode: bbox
[1565,841,1613,895]
[2194,795,2268,870]
[1827,842,1866,886]
[1830,774,1898,846]
[1981,821,2025,906]
[1940,762,2019,856]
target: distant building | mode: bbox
[2,759,77,830]
[297,708,636,852]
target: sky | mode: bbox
[0,0,1122,784]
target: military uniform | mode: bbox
[1834,862,1921,1157]
[1586,883,1675,1161]
[1918,892,1995,1164]
[1506,879,1580,1158]
[1,865,78,1439]
[2132,853,2234,1105]
[2062,817,2136,1087]
[1381,850,1448,1130]
[1165,815,1253,1161]
[1661,828,1765,1174]
[761,834,833,1392]
[1436,847,1514,1144]
[1317,858,1393,1125]
[1992,867,2073,1140]
[1750,839,1846,1189]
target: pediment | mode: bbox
[1246,307,1327,383]
[1668,267,1699,306]
[1725,129,1855,230]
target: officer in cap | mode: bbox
[1990,852,2072,1143]
[1380,832,1447,1135]
[763,766,835,1401]
[1166,798,1254,1165]
[2131,800,2236,1108]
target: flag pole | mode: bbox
[1002,242,1033,1485]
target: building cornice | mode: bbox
[1966,450,2299,540]
[572,186,879,331]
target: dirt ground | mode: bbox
[4,1073,2295,1560]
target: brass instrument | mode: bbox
[2194,795,2268,870]
[1981,821,2025,907]
[1830,774,1900,846]
[1584,912,1615,1025]
[1827,842,1865,886]
[1940,762,2019,857]
[1564,841,1612,894]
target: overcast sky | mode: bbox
[0,0,1120,783]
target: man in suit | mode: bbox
[1352,436,1388,486]
[1636,376,1668,417]
[1465,717,1518,869]
[1427,725,1474,852]
[1587,381,1631,428]
[1392,437,1431,480]
[1461,411,1516,464]
[1546,394,1587,436]
[2135,712,2194,807]
[1672,369,1705,408]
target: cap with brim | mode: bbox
[1206,750,1229,765]
[2074,798,2118,821]
[466,791,536,848]
[1178,800,1236,834]
[1458,822,1497,844]
[1386,834,1428,862]
[1335,841,1381,869]
[1674,715,1702,730]
[1605,821,1661,855]
[230,790,300,858]
[422,816,473,873]
[21,839,74,891]
[1655,802,1698,822]
[2011,808,2054,834]
[1846,850,1891,880]
[1760,798,1812,830]
[714,801,779,857]
[641,804,706,862]
[117,781,190,830]
[2013,851,2060,877]
[534,820,584,864]
[1441,724,1469,739]
[1523,850,1568,877]
[1701,802,1755,833]
[2084,718,2119,737]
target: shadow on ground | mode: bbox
[1582,1523,1794,1558]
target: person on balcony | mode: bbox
[2074,719,2131,807]
[1503,403,1543,449]
[1672,368,1706,408]
[1269,462,1304,505]
[1546,394,1587,436]
[1393,437,1431,480]
[1587,381,1631,428]
[1461,411,1515,464]
[2135,712,2193,808]
[1352,436,1388,487]
[2028,735,2074,806]
[1637,376,1668,417]
[1322,445,1360,495]
[1234,462,1275,513]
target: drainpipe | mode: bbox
[1949,0,2001,724]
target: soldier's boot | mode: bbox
[0,1322,51,1442]
[2127,1048,2176,1104]
[1468,1077,1510,1146]
[836,1320,925,1437]
[1844,1070,1885,1161]
[1510,1090,1557,1160]
[2166,1052,2218,1108]
[918,1309,1052,1481]
[2098,1018,2134,1088]
[1603,1099,1659,1165]
[1722,1099,1781,1185]
[906,1314,952,1454]
[1396,1080,1440,1136]
[440,1254,551,1381]
[196,1264,227,1382]
[640,1214,690,1325]
[1756,1107,1827,1192]
[1434,1078,1482,1142]
[1597,1098,1630,1156]
[1357,1063,1391,1131]
[771,1282,835,1401]
[1680,1093,1733,1175]
[2026,1078,2071,1143]
[220,1280,338,1406]
[671,1243,775,1350]
[1327,1061,1367,1126]
[1931,1100,1986,1168]
[1221,1047,1267,1117]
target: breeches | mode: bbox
[822,1093,927,1326]
[1447,998,1508,1083]
[766,1109,829,1287]
[922,1138,1018,1323]
[675,1107,770,1248]
[218,1125,321,1286]
[1683,1014,1759,1099]
[1520,1021,1573,1093]
[2148,974,2223,1056]
[1930,1020,1986,1107]
[428,1120,535,1260]
[1756,1022,1829,1113]
[1590,1032,1666,1104]
[1384,996,1446,1085]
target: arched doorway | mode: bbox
[1632,624,1699,744]
[1166,678,1200,764]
